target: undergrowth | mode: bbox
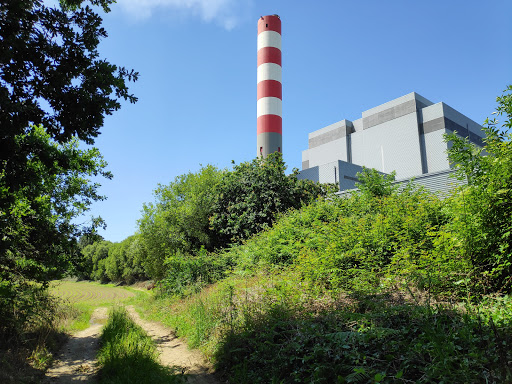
[0,284,65,383]
[139,272,512,383]
[97,306,184,384]
[131,173,512,383]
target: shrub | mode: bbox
[445,85,512,291]
[210,152,333,244]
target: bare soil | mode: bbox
[44,304,220,384]
[44,307,108,383]
[125,305,220,384]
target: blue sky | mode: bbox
[61,0,512,242]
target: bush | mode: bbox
[215,293,512,384]
[160,248,236,296]
[212,179,453,296]
[445,84,512,291]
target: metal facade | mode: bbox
[299,92,484,194]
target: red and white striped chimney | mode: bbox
[257,15,282,158]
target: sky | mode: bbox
[49,0,512,242]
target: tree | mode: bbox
[0,0,137,338]
[210,153,333,244]
[138,165,224,279]
[0,0,137,275]
[102,235,146,283]
[78,233,105,250]
[445,85,512,291]
[355,168,397,198]
[82,240,112,282]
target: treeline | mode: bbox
[78,155,333,283]
[83,87,512,298]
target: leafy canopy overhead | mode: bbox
[0,0,138,271]
[0,0,138,146]
[59,0,116,13]
[0,0,137,338]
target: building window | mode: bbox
[278,147,281,153]
[260,147,263,156]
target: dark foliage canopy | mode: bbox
[210,153,334,244]
[0,0,137,338]
[0,0,137,147]
[0,0,138,276]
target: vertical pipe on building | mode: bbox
[257,15,282,158]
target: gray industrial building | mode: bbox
[298,92,484,194]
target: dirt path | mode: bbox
[44,307,108,383]
[44,285,219,384]
[125,305,220,384]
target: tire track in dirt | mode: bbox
[44,307,108,383]
[125,305,220,384]
[47,281,218,383]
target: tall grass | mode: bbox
[97,307,184,384]
[138,272,512,383]
[0,283,64,383]
[133,176,512,382]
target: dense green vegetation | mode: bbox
[209,155,334,244]
[79,154,332,284]
[0,0,137,379]
[2,1,511,379]
[139,274,512,383]
[444,87,512,291]
[97,307,183,384]
[131,88,512,383]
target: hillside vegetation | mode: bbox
[138,178,512,383]
[80,86,512,382]
[78,155,332,283]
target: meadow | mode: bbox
[49,280,139,332]
[50,280,135,304]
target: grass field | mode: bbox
[50,280,146,332]
[50,280,136,304]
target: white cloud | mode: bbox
[41,0,250,30]
[116,0,249,30]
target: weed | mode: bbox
[97,306,184,384]
[137,271,512,383]
[28,345,53,370]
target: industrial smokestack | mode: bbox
[257,15,282,158]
